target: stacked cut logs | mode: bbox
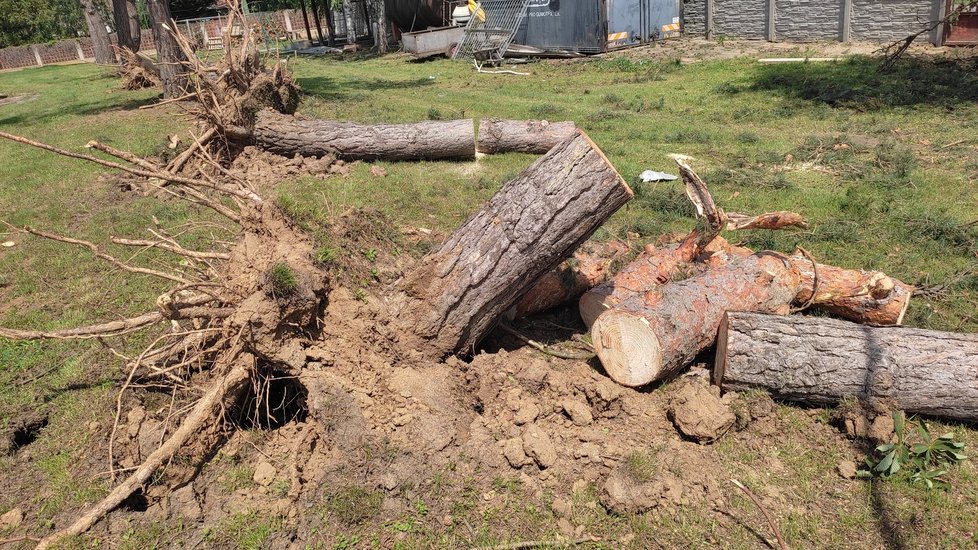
[519,157,922,399]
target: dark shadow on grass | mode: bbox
[0,95,159,127]
[297,75,435,101]
[748,55,978,111]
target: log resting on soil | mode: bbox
[581,243,912,329]
[252,109,476,161]
[591,252,801,387]
[507,239,630,319]
[715,312,978,423]
[579,235,749,328]
[476,118,578,155]
[399,130,633,357]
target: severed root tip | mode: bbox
[591,309,662,387]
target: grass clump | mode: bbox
[322,486,384,526]
[267,262,299,297]
[625,450,657,482]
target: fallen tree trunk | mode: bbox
[581,245,912,329]
[790,253,913,326]
[253,109,476,161]
[591,252,801,387]
[399,130,633,357]
[580,235,750,327]
[715,312,978,422]
[477,118,578,155]
[507,240,630,319]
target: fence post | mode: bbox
[201,22,209,43]
[705,0,714,39]
[284,10,294,36]
[840,0,852,42]
[767,0,776,41]
[74,40,86,61]
[30,45,43,66]
[931,0,947,45]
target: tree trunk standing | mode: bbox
[81,0,117,64]
[477,119,578,155]
[591,253,801,387]
[398,131,633,358]
[715,312,978,423]
[146,0,187,99]
[343,0,357,44]
[253,110,476,160]
[126,0,140,50]
[110,0,139,52]
[371,0,389,52]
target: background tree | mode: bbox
[80,0,117,64]
[146,0,188,98]
[0,0,84,48]
[111,0,141,52]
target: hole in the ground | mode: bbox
[121,489,149,512]
[10,415,48,453]
[235,364,308,430]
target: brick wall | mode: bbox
[713,0,768,39]
[775,0,843,41]
[682,0,944,43]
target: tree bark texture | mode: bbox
[253,110,476,161]
[508,240,630,319]
[146,0,188,99]
[371,0,389,53]
[790,253,913,326]
[399,130,633,357]
[477,118,578,155]
[111,0,140,52]
[81,0,117,64]
[591,252,801,387]
[580,235,750,328]
[715,312,978,423]
[581,242,911,329]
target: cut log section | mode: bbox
[476,118,578,155]
[789,253,913,326]
[579,236,750,327]
[253,109,476,161]
[399,130,633,357]
[715,312,978,423]
[581,246,912,329]
[591,252,801,387]
[508,240,630,319]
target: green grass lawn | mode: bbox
[1,48,977,548]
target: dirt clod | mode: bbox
[667,379,735,443]
[522,423,558,469]
[868,413,896,443]
[253,461,277,486]
[838,460,858,480]
[0,507,24,529]
[563,398,594,426]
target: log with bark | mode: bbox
[477,118,578,155]
[579,235,750,327]
[581,246,913,329]
[398,130,633,357]
[253,109,476,161]
[591,252,801,387]
[715,312,978,423]
[507,239,630,320]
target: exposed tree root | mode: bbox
[36,357,253,550]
